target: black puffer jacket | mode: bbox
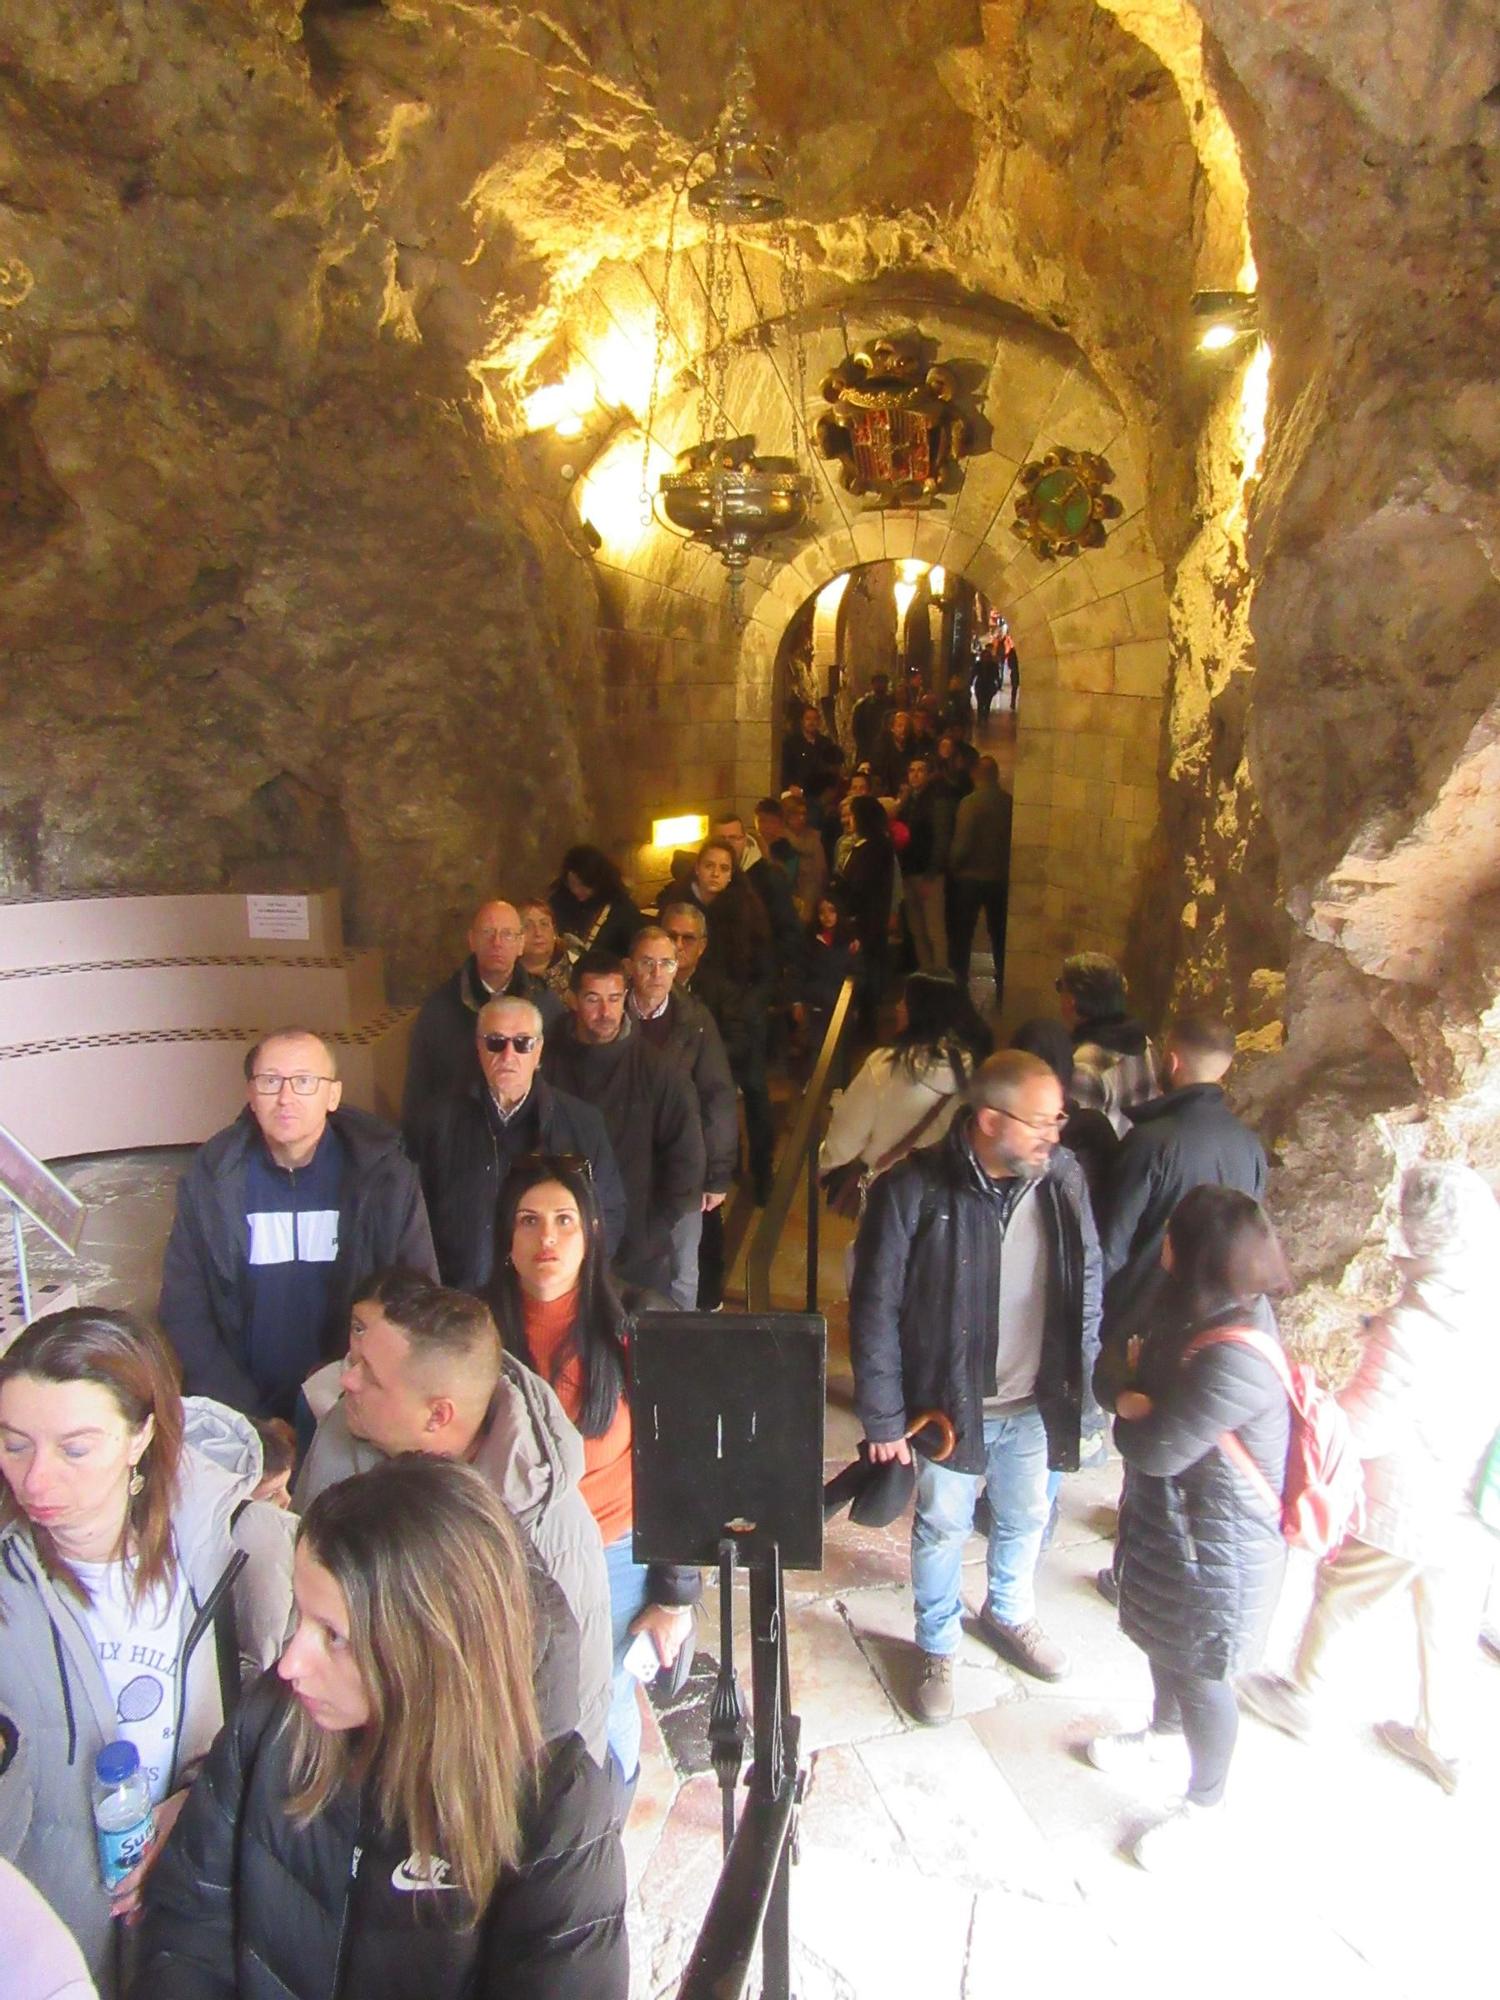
[135,1677,628,2000]
[1114,1295,1289,1679]
[850,1119,1102,1476]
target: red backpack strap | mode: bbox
[1182,1323,1296,1399]
[1181,1323,1290,1518]
[1215,1429,1282,1515]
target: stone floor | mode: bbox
[12,1140,1496,2000]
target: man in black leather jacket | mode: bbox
[851,1050,1102,1721]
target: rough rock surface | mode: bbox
[2,0,1497,1315]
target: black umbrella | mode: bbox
[822,1409,957,1529]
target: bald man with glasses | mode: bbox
[158,1026,437,1420]
[401,898,566,1127]
[404,995,626,1292]
[850,1050,1102,1719]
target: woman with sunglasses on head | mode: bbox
[0,1309,294,1995]
[486,1156,699,1798]
[136,1455,627,1998]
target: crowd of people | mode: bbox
[2,658,1498,1993]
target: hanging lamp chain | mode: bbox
[640,179,684,527]
[771,209,809,464]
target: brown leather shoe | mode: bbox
[912,1651,956,1725]
[977,1610,1070,1682]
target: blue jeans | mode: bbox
[667,1207,703,1311]
[912,1405,1052,1655]
[603,1530,652,1784]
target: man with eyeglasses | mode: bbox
[400,898,566,1127]
[158,1027,437,1420]
[851,1049,1102,1720]
[625,925,738,1308]
[542,950,705,1296]
[405,995,626,1292]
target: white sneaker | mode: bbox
[1130,1798,1223,1871]
[1086,1727,1189,1778]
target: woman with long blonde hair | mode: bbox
[136,1454,626,1998]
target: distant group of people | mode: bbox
[778,668,1014,1015]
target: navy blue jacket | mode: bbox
[1097,1084,1268,1351]
[158,1107,436,1417]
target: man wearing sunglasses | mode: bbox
[401,898,567,1127]
[851,1049,1102,1720]
[405,996,626,1293]
[158,1026,438,1420]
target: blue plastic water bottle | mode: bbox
[93,1740,156,1891]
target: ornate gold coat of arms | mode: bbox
[814,335,971,506]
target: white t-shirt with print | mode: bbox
[74,1559,191,1805]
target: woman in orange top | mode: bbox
[486,1154,699,1788]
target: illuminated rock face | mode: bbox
[0,1,1496,1303]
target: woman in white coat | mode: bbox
[820,972,992,1215]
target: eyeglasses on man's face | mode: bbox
[634,954,677,973]
[662,928,701,948]
[481,1032,539,1055]
[250,1072,335,1097]
[999,1107,1068,1135]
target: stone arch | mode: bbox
[573,296,1167,1024]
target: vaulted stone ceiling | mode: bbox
[1,0,1496,1315]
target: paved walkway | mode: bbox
[626,1383,1497,1999]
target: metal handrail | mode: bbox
[744,977,857,1313]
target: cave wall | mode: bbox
[0,1,601,1000]
[1166,2,1500,1327]
[3,0,1222,1005]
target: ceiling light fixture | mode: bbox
[642,58,815,626]
[1190,290,1260,356]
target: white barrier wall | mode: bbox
[0,892,413,1159]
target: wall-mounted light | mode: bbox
[1190,290,1259,356]
[927,564,946,598]
[523,367,599,436]
[651,812,709,848]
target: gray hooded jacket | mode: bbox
[294,1353,611,1761]
[0,1400,294,1995]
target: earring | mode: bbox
[128,1466,145,1497]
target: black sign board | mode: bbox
[631,1311,826,1571]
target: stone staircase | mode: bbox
[0,890,413,1160]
